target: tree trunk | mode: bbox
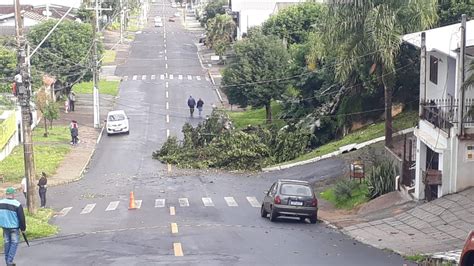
[382,73,393,148]
[265,102,272,124]
[43,117,48,137]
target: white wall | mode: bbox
[455,140,474,192]
[0,17,40,27]
[425,51,451,100]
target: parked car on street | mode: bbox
[154,21,163,27]
[106,110,130,136]
[460,231,474,266]
[168,17,175,22]
[171,2,177,8]
[261,179,318,223]
[154,16,162,22]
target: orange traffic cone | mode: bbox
[129,191,136,210]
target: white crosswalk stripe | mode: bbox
[123,76,128,81]
[132,75,137,80]
[179,198,189,207]
[178,75,183,80]
[170,74,174,80]
[202,197,214,207]
[196,76,201,81]
[141,75,146,80]
[105,201,120,211]
[246,197,261,208]
[80,203,96,214]
[151,75,156,80]
[55,207,72,217]
[155,199,166,208]
[224,197,238,207]
[187,75,192,80]
[160,74,165,80]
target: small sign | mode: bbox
[467,145,474,162]
[211,55,220,61]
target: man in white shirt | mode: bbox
[20,177,27,199]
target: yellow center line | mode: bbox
[173,242,184,257]
[169,206,176,216]
[171,223,178,234]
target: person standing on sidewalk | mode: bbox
[196,98,204,117]
[20,177,27,199]
[37,172,47,208]
[68,90,76,112]
[187,96,196,117]
[70,121,79,145]
[0,187,26,266]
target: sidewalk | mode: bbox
[322,187,474,263]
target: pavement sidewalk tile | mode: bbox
[423,204,447,216]
[436,199,458,209]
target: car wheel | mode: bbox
[299,217,306,223]
[269,207,278,222]
[126,130,130,135]
[260,204,268,218]
[310,213,318,224]
[107,133,111,136]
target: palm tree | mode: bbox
[312,0,438,147]
[206,14,236,58]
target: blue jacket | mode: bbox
[0,198,26,230]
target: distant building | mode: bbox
[0,4,78,35]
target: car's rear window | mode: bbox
[280,184,312,196]
[108,114,125,121]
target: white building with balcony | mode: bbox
[403,20,474,200]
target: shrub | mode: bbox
[366,160,396,199]
[333,180,359,202]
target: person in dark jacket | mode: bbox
[37,172,48,208]
[70,122,79,145]
[187,96,196,117]
[196,98,204,117]
[0,187,26,266]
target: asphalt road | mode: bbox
[16,1,412,265]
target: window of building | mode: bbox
[430,55,438,84]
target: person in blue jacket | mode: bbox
[0,187,26,266]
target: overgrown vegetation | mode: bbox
[154,110,311,170]
[366,160,397,199]
[320,180,369,209]
[227,102,284,129]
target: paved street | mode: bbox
[15,1,412,265]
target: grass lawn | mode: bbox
[73,80,120,96]
[320,181,369,209]
[227,102,285,129]
[102,50,117,65]
[286,111,418,164]
[0,208,58,249]
[0,126,70,183]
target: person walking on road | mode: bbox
[187,96,196,117]
[37,172,48,208]
[68,90,76,112]
[196,98,204,117]
[70,121,79,145]
[20,177,27,199]
[0,187,26,266]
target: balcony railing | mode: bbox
[420,98,474,132]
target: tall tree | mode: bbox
[201,0,228,24]
[222,31,290,123]
[28,20,96,84]
[262,2,326,45]
[0,46,16,93]
[311,0,438,147]
[206,14,236,58]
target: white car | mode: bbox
[106,110,130,135]
[154,16,162,22]
[154,21,163,27]
[174,12,181,17]
[171,3,177,8]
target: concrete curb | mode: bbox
[262,127,415,172]
[207,70,224,105]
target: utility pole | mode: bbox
[419,32,426,117]
[14,0,37,214]
[93,0,100,129]
[458,14,466,136]
[120,0,124,44]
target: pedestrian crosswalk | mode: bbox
[122,74,210,82]
[54,196,261,218]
